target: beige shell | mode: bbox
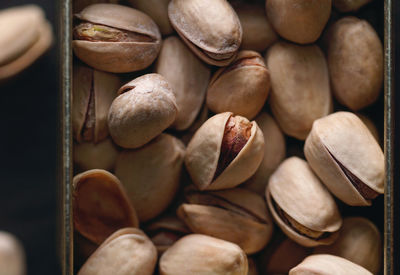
[115,134,185,222]
[265,0,331,44]
[159,234,248,275]
[207,51,270,120]
[266,41,332,140]
[334,0,372,12]
[108,74,177,149]
[313,217,381,274]
[73,63,120,144]
[266,157,342,247]
[326,17,383,110]
[72,169,139,245]
[73,4,161,73]
[289,254,373,275]
[185,112,264,190]
[78,228,157,275]
[304,112,384,206]
[0,232,26,275]
[155,36,210,130]
[73,0,119,13]
[168,0,242,66]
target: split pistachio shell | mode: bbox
[185,112,264,190]
[207,51,270,120]
[0,5,52,81]
[108,74,177,149]
[266,41,332,140]
[73,0,119,13]
[72,169,139,245]
[304,112,384,206]
[115,134,185,222]
[177,187,273,254]
[265,0,331,44]
[159,234,248,275]
[289,254,373,275]
[73,4,161,73]
[334,0,372,12]
[168,0,242,66]
[266,157,342,247]
[0,232,26,275]
[326,17,383,110]
[155,36,211,130]
[78,228,157,275]
[313,217,381,274]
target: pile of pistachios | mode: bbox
[71,0,384,274]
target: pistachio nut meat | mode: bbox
[266,157,342,247]
[73,3,161,73]
[304,112,384,206]
[0,232,26,275]
[168,0,242,66]
[185,112,264,190]
[177,187,273,254]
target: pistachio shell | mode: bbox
[207,51,270,119]
[72,169,139,245]
[266,157,342,247]
[0,232,25,275]
[168,0,242,66]
[159,234,248,275]
[334,0,372,12]
[78,228,157,275]
[304,112,384,206]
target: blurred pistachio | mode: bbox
[0,232,25,275]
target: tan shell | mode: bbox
[177,188,273,254]
[168,0,242,66]
[313,217,381,274]
[266,157,342,247]
[73,0,119,13]
[266,41,332,140]
[242,112,286,193]
[304,112,384,206]
[155,36,210,130]
[207,51,270,120]
[108,74,177,149]
[289,254,373,275]
[159,234,248,275]
[73,64,120,144]
[185,112,264,190]
[334,0,372,12]
[266,0,331,44]
[326,17,383,110]
[72,169,139,245]
[0,232,26,275]
[78,228,157,275]
[73,4,161,73]
[115,134,185,222]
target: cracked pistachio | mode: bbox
[177,187,273,254]
[78,228,157,275]
[73,4,161,73]
[168,0,242,66]
[266,157,342,247]
[334,0,373,12]
[304,112,384,206]
[0,232,26,275]
[73,169,139,245]
[159,234,248,275]
[108,74,177,149]
[185,112,264,190]
[207,51,270,120]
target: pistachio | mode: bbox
[207,51,270,119]
[266,157,342,247]
[180,104,209,145]
[334,0,372,12]
[72,169,139,245]
[155,36,211,130]
[78,228,157,275]
[185,112,264,190]
[0,232,26,275]
[177,187,273,254]
[304,112,384,206]
[266,41,332,140]
[73,0,119,14]
[108,74,177,149]
[73,4,161,73]
[72,63,120,144]
[159,234,248,275]
[168,0,242,66]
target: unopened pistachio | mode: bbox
[0,232,26,275]
[207,51,270,119]
[73,4,161,73]
[185,112,264,190]
[334,0,372,12]
[304,112,384,206]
